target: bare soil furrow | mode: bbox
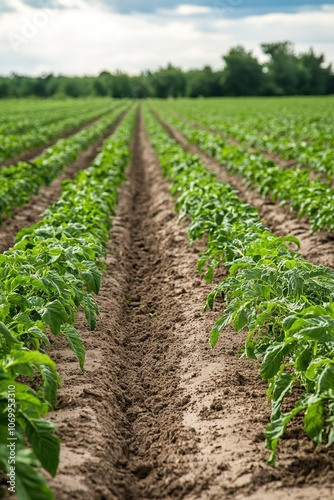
[48,111,221,499]
[0,111,127,254]
[154,111,334,269]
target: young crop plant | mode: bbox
[0,108,136,499]
[145,107,334,467]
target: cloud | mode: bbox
[174,5,212,15]
[8,0,334,15]
[9,0,209,13]
[0,0,15,11]
[0,1,333,76]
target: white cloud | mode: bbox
[321,3,334,10]
[0,2,333,75]
[173,4,212,15]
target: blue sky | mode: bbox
[0,0,333,75]
[7,0,334,14]
[96,0,334,15]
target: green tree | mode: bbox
[298,49,332,95]
[149,64,186,98]
[186,66,223,97]
[111,71,132,98]
[261,41,300,95]
[221,46,265,96]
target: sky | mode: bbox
[0,0,333,76]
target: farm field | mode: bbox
[0,99,121,166]
[1,96,334,500]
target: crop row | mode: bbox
[0,101,119,163]
[158,99,334,177]
[0,104,129,224]
[0,107,136,499]
[153,109,334,233]
[0,98,116,134]
[145,107,334,465]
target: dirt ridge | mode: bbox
[48,111,218,499]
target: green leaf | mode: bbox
[3,350,56,372]
[233,308,248,332]
[265,406,302,466]
[298,305,329,318]
[318,364,334,393]
[62,325,85,371]
[81,294,99,330]
[0,380,46,412]
[27,326,50,347]
[82,268,101,294]
[295,347,313,372]
[283,316,307,336]
[204,266,214,284]
[271,372,295,419]
[0,321,21,345]
[327,424,334,447]
[286,269,304,297]
[304,400,325,445]
[298,325,334,343]
[210,326,220,348]
[282,235,300,249]
[260,343,286,380]
[306,358,329,381]
[197,255,207,274]
[39,300,68,335]
[15,449,54,500]
[25,418,60,477]
[41,365,60,408]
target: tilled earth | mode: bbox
[1,109,334,499]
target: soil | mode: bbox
[1,109,334,499]
[0,111,127,254]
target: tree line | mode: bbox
[1,42,333,99]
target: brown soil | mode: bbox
[0,111,127,254]
[40,112,334,500]
[155,111,334,270]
